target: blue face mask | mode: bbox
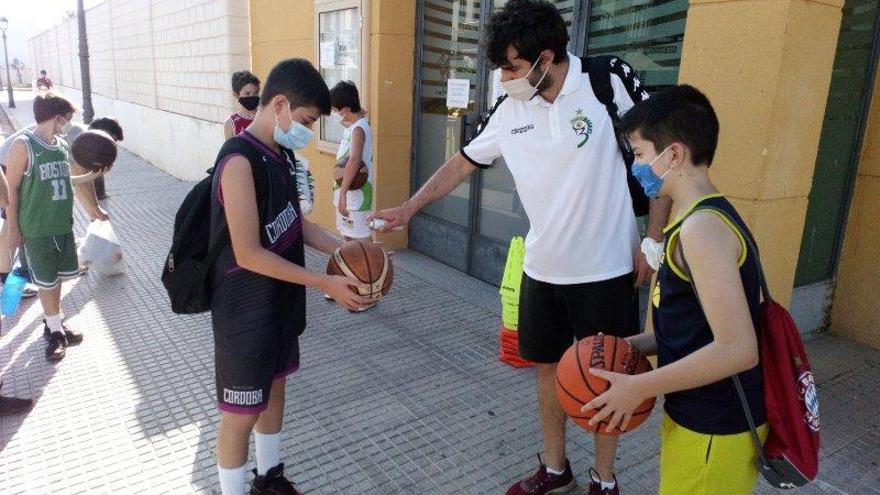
[273,106,314,150]
[631,147,672,199]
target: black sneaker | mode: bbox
[46,332,68,361]
[42,319,83,345]
[506,454,578,495]
[587,468,620,495]
[250,463,302,495]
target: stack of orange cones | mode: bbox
[499,324,533,368]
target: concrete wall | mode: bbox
[28,0,251,180]
[677,0,844,307]
[831,71,880,350]
[250,0,415,249]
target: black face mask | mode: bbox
[239,96,260,111]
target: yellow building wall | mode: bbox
[249,0,415,250]
[677,0,843,307]
[830,71,880,350]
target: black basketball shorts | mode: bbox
[211,275,303,415]
[518,272,639,363]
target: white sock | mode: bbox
[217,464,247,495]
[546,465,565,476]
[45,314,63,334]
[591,470,616,489]
[254,431,281,476]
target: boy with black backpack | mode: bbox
[583,85,771,494]
[200,59,371,495]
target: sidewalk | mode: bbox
[1,91,879,494]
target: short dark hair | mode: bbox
[33,92,76,123]
[89,117,124,141]
[231,70,260,94]
[259,58,331,114]
[486,0,569,69]
[619,85,720,167]
[40,70,47,75]
[329,81,362,113]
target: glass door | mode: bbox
[410,0,485,271]
[794,0,880,286]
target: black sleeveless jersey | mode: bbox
[652,194,765,434]
[209,131,306,355]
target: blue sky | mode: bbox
[2,0,102,67]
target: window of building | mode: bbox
[584,0,690,92]
[316,1,367,149]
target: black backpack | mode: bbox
[161,137,263,314]
[583,55,650,217]
[475,55,650,217]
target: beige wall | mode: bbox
[831,71,880,349]
[677,0,844,307]
[249,0,415,248]
[28,0,251,180]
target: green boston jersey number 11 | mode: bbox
[18,132,74,238]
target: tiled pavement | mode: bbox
[1,92,879,494]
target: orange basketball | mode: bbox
[555,333,655,435]
[326,241,393,301]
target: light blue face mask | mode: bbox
[273,106,314,150]
[631,147,672,199]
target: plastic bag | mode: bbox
[78,220,126,275]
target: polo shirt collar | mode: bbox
[526,52,582,107]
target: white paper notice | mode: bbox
[320,42,336,68]
[446,78,471,109]
[492,68,506,102]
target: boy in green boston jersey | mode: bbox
[4,92,108,361]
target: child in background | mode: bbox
[224,71,261,139]
[329,81,374,242]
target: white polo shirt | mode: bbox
[461,53,648,284]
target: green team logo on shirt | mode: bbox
[571,109,593,148]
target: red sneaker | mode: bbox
[506,454,579,495]
[588,468,620,495]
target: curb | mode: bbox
[0,103,22,131]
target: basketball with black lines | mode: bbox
[71,130,117,172]
[326,241,393,301]
[555,333,655,434]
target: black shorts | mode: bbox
[518,272,639,363]
[211,272,304,415]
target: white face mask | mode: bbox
[58,117,72,136]
[501,55,550,101]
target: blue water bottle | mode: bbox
[1,271,28,316]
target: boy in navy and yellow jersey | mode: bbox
[582,85,767,494]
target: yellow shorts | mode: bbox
[659,415,768,495]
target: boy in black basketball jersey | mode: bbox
[582,85,767,494]
[209,58,371,495]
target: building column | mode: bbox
[831,71,880,349]
[677,0,844,306]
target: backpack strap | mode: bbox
[583,56,650,217]
[206,135,274,265]
[584,56,634,166]
[675,205,772,471]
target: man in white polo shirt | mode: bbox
[371,1,670,494]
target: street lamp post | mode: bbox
[0,17,15,109]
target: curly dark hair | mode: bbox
[231,70,261,94]
[486,0,569,69]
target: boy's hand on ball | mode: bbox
[582,369,650,433]
[323,275,373,310]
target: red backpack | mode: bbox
[687,206,820,489]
